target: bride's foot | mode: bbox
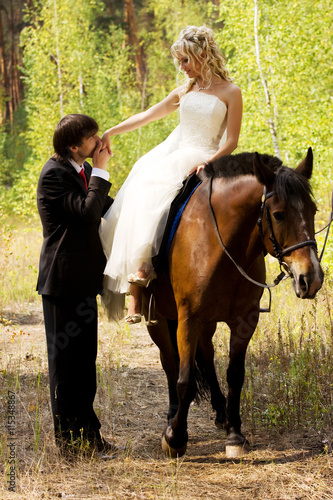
[128,271,156,288]
[125,286,142,325]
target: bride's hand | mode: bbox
[188,163,205,176]
[93,139,111,170]
[101,131,113,155]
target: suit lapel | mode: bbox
[83,162,92,185]
[62,160,90,192]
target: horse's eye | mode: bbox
[273,211,285,222]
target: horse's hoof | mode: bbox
[161,435,187,458]
[225,441,250,458]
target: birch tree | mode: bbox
[217,0,332,177]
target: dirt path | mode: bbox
[0,305,332,499]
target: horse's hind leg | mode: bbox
[197,324,227,428]
[225,307,259,458]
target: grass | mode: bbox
[0,212,41,309]
[213,257,333,436]
[0,220,332,499]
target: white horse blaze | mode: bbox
[289,247,322,298]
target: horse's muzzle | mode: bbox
[290,261,324,299]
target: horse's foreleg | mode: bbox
[162,320,198,458]
[226,307,259,457]
[147,319,179,424]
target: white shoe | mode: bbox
[127,272,156,288]
[124,313,141,324]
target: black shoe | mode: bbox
[95,436,123,455]
[56,439,88,459]
[56,436,122,460]
[94,451,118,460]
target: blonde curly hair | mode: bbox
[171,25,231,91]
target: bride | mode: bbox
[100,25,243,323]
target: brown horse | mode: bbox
[142,148,323,458]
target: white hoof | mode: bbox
[225,442,250,458]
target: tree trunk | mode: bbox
[8,0,15,126]
[53,0,64,118]
[254,0,281,158]
[0,3,8,124]
[12,0,22,110]
[104,0,115,17]
[0,0,24,127]
[124,0,147,90]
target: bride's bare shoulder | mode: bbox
[219,81,241,95]
[215,81,242,106]
[170,84,188,101]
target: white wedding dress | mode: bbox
[100,91,228,320]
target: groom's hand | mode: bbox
[92,139,111,170]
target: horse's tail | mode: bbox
[167,319,179,357]
[194,350,211,403]
[167,319,211,402]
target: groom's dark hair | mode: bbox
[53,114,99,163]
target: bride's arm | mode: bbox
[102,87,183,153]
[210,85,243,159]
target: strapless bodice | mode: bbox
[179,92,227,152]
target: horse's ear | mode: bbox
[295,147,313,179]
[253,152,276,186]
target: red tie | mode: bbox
[78,168,88,190]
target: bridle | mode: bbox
[208,176,319,290]
[257,186,317,269]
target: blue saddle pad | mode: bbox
[153,174,202,272]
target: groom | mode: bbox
[37,114,115,458]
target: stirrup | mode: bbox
[145,292,158,326]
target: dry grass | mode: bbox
[0,223,332,499]
[0,300,332,500]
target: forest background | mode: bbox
[0,3,332,497]
[0,0,332,264]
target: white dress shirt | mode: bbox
[69,158,110,182]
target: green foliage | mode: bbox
[2,0,139,213]
[0,0,331,236]
[0,0,214,214]
[214,0,332,270]
[216,0,332,194]
[0,107,30,188]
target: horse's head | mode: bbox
[253,148,323,299]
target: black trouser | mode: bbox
[42,295,101,444]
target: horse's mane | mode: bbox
[204,152,282,178]
[204,152,313,205]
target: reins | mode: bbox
[208,176,284,290]
[208,175,322,291]
[315,189,333,263]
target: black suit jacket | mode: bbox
[37,157,113,299]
